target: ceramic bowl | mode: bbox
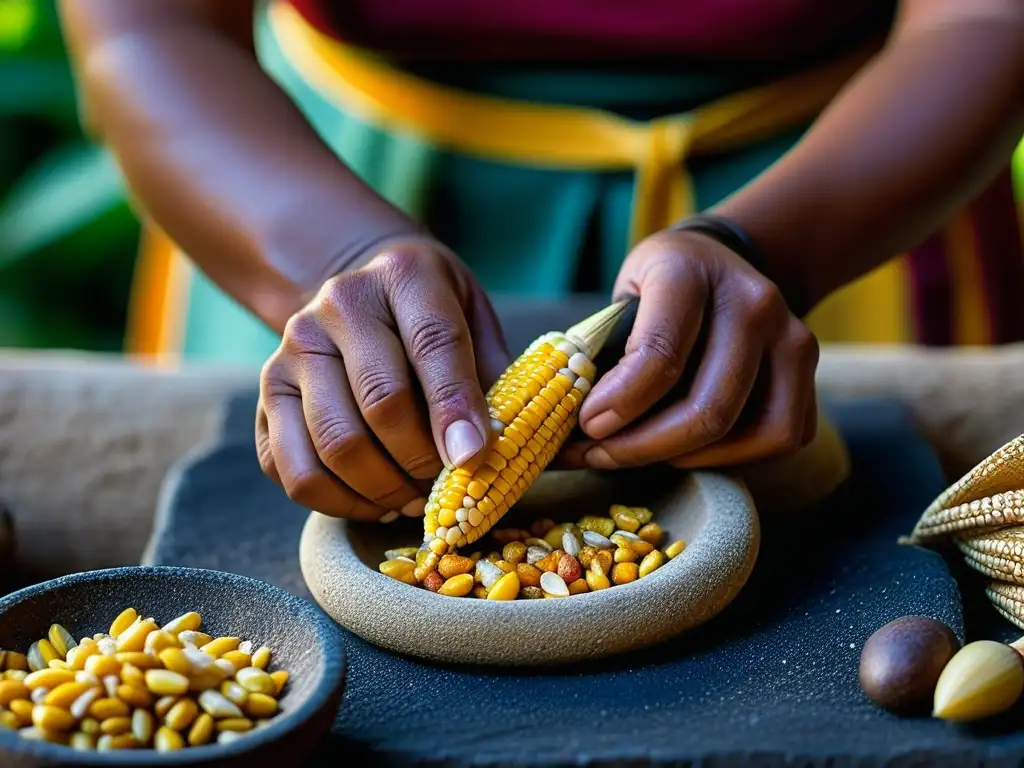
[300,467,760,666]
[0,566,344,767]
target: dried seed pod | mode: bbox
[933,640,1024,721]
[859,616,959,713]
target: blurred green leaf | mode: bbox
[0,60,76,121]
[0,141,125,268]
[0,0,36,52]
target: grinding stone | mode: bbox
[300,468,759,665]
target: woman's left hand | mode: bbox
[560,228,820,470]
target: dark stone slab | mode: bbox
[150,388,1024,767]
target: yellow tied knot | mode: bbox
[629,117,695,245]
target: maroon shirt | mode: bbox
[287,0,895,61]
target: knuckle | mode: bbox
[402,452,444,480]
[311,416,368,469]
[281,311,325,354]
[742,281,786,326]
[630,326,683,376]
[427,375,473,413]
[768,419,806,456]
[353,367,411,430]
[789,324,820,368]
[284,468,327,507]
[255,438,276,479]
[408,315,466,362]
[691,402,734,443]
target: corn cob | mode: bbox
[956,529,1024,584]
[421,302,629,556]
[986,582,1024,631]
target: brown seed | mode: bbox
[472,586,490,599]
[516,563,542,588]
[437,554,475,579]
[520,586,544,599]
[422,571,445,593]
[557,553,582,583]
[502,542,527,565]
[859,615,959,713]
[578,546,597,569]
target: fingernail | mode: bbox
[445,420,485,466]
[583,446,617,470]
[401,497,427,518]
[380,511,400,524]
[584,410,623,440]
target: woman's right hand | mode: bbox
[256,239,511,522]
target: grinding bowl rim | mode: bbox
[0,565,345,765]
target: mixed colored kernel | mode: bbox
[0,609,288,751]
[379,505,686,600]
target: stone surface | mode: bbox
[146,392,1024,766]
[0,565,344,767]
[300,468,760,665]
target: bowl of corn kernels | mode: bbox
[0,566,344,767]
[300,465,760,666]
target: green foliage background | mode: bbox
[0,0,1022,353]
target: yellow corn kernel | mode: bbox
[100,716,132,736]
[116,618,158,653]
[665,540,686,559]
[630,507,654,524]
[117,683,152,710]
[438,573,475,597]
[98,733,139,751]
[243,692,278,718]
[568,578,590,595]
[187,713,214,746]
[47,659,71,671]
[27,639,60,672]
[3,651,29,671]
[89,697,130,720]
[270,670,289,696]
[379,559,417,584]
[155,725,185,751]
[197,689,244,719]
[43,681,92,708]
[20,726,70,744]
[613,545,637,564]
[132,708,154,745]
[144,630,179,656]
[79,717,100,735]
[220,650,252,670]
[636,522,664,546]
[69,731,96,750]
[629,540,654,556]
[145,669,190,697]
[83,654,121,679]
[611,506,641,533]
[472,585,490,599]
[201,636,241,658]
[157,648,192,676]
[251,646,272,670]
[585,569,611,591]
[25,668,75,690]
[161,612,202,637]
[154,695,179,719]
[179,630,213,648]
[639,550,666,577]
[32,704,76,732]
[221,680,249,707]
[188,666,228,693]
[69,639,98,670]
[487,572,520,601]
[165,697,200,731]
[0,710,19,729]
[109,608,138,638]
[217,717,254,732]
[5,670,27,681]
[236,667,275,696]
[47,624,77,659]
[578,516,616,538]
[115,651,159,670]
[10,698,34,724]
[119,662,145,689]
[0,679,29,706]
[612,562,639,585]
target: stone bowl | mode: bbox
[0,566,345,767]
[300,468,760,666]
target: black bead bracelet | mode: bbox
[669,213,769,280]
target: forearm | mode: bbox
[60,1,423,333]
[715,2,1024,317]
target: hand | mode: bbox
[255,239,510,521]
[564,229,819,470]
